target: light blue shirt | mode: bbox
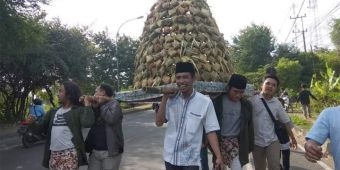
[306,106,340,170]
[163,91,220,166]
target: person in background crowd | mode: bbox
[278,98,293,170]
[86,83,124,170]
[297,84,317,118]
[29,98,46,121]
[280,92,290,112]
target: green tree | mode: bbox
[276,43,299,59]
[117,35,139,89]
[330,18,340,52]
[0,0,48,20]
[87,31,117,91]
[45,20,94,82]
[244,66,268,88]
[0,18,94,122]
[316,50,340,75]
[232,24,275,73]
[0,0,50,121]
[275,58,303,90]
[296,52,325,85]
[88,33,139,92]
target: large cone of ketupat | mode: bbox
[133,0,234,89]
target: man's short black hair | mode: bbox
[228,74,247,89]
[263,74,280,86]
[99,83,114,97]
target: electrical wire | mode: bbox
[285,0,307,43]
[287,1,340,48]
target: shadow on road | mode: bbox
[290,166,309,170]
[291,149,305,155]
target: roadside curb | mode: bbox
[0,105,153,151]
[122,104,152,114]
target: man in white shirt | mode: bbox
[155,62,224,170]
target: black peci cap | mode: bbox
[175,62,195,75]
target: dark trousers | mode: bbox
[200,146,209,170]
[165,161,199,170]
[281,149,290,170]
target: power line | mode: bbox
[303,2,340,48]
[277,5,294,35]
[291,14,308,52]
[287,1,340,49]
[285,0,307,43]
[306,2,340,31]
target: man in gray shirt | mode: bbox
[250,74,297,170]
[212,74,254,170]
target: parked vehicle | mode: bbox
[17,119,45,148]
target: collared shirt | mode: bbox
[164,90,220,166]
[250,94,290,147]
[306,106,340,170]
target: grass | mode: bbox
[290,114,312,130]
[288,105,315,130]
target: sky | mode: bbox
[42,0,340,50]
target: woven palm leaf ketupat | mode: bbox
[133,0,234,89]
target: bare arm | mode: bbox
[155,96,168,127]
[285,123,297,149]
[207,132,224,170]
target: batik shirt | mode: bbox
[163,91,220,166]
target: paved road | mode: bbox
[0,110,333,170]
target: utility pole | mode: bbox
[291,3,299,46]
[290,14,307,52]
